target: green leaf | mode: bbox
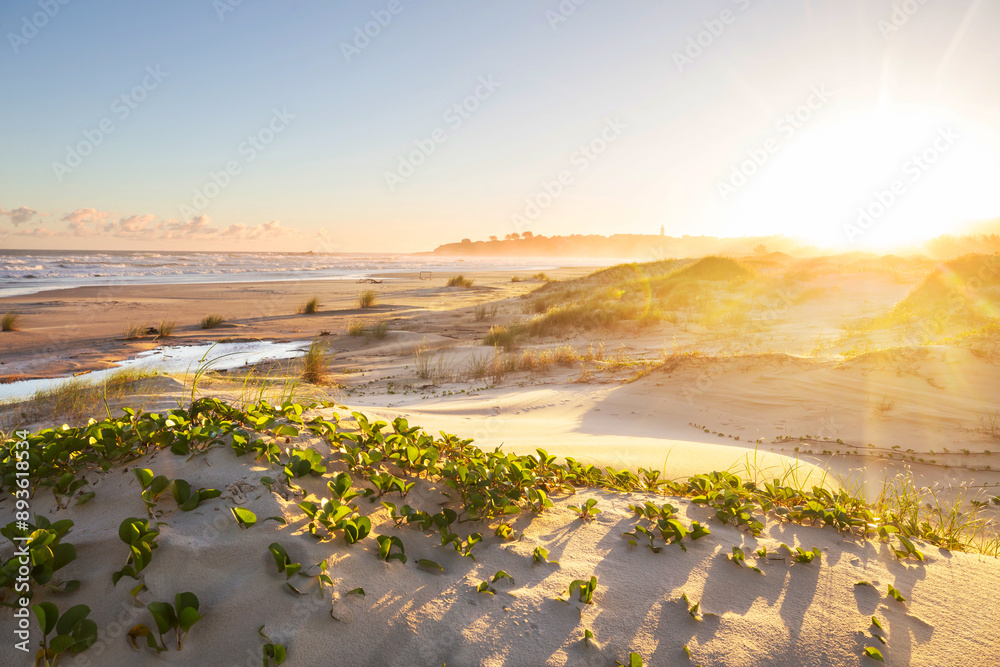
[55,605,90,636]
[178,606,202,633]
[175,592,199,615]
[231,507,257,528]
[417,559,443,573]
[871,616,884,632]
[49,634,79,654]
[170,479,192,504]
[133,468,154,489]
[147,601,176,635]
[347,587,365,596]
[75,491,96,506]
[864,647,885,662]
[33,602,59,636]
[887,584,906,602]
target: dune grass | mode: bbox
[347,319,389,340]
[358,290,378,308]
[302,338,331,384]
[483,324,523,351]
[1,312,19,332]
[298,297,321,315]
[123,323,147,340]
[515,256,756,339]
[414,345,453,381]
[446,275,474,288]
[156,320,175,337]
[370,319,389,339]
[201,314,225,329]
[474,303,499,321]
[23,367,160,420]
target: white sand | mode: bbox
[3,405,998,667]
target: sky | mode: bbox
[2,0,1000,253]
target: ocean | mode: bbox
[0,250,584,298]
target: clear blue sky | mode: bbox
[2,0,999,251]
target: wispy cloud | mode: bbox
[0,206,41,226]
[1,206,298,242]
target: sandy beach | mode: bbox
[2,254,999,666]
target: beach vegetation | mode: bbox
[616,654,644,667]
[371,319,389,339]
[156,320,175,337]
[483,324,522,351]
[230,507,257,529]
[1,312,20,331]
[130,592,202,651]
[568,497,600,520]
[473,303,490,321]
[302,338,330,384]
[563,575,597,604]
[124,323,148,340]
[258,626,287,666]
[4,386,1000,661]
[112,517,160,585]
[32,602,97,666]
[863,647,885,663]
[22,367,159,421]
[417,558,444,573]
[475,570,514,595]
[267,542,303,579]
[298,297,320,314]
[357,290,378,308]
[200,314,224,329]
[446,275,474,288]
[414,345,453,382]
[1,518,79,603]
[532,546,556,565]
[376,534,407,563]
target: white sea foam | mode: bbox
[0,251,586,297]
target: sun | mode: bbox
[720,108,1000,251]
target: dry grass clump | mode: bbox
[298,297,321,314]
[474,303,498,321]
[414,345,454,381]
[464,345,580,383]
[851,253,1000,335]
[370,319,389,339]
[512,257,756,339]
[447,275,475,288]
[1,312,20,332]
[125,321,176,340]
[25,367,159,420]
[124,323,147,340]
[981,410,1000,443]
[483,324,522,351]
[201,314,225,329]
[302,338,331,384]
[347,319,389,340]
[358,290,378,308]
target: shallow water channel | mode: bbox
[0,340,309,403]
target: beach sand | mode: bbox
[1,260,999,665]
